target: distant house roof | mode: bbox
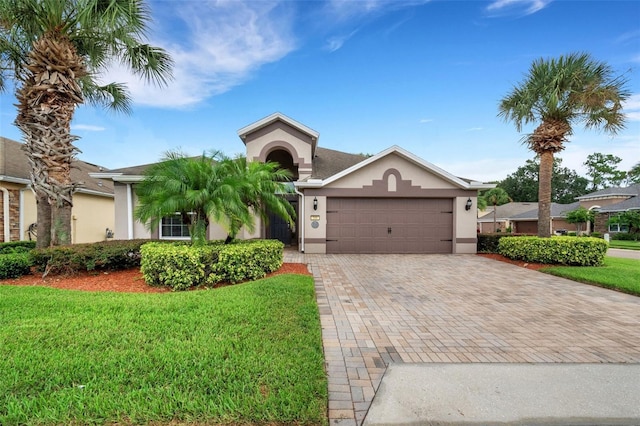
[477,202,538,222]
[0,137,113,196]
[598,196,640,212]
[510,201,581,220]
[577,184,640,200]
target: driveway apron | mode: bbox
[285,253,640,426]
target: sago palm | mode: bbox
[498,52,628,237]
[216,156,295,243]
[134,151,230,246]
[0,0,172,247]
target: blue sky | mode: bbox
[1,0,639,182]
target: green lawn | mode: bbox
[0,274,326,426]
[608,240,640,250]
[542,257,640,296]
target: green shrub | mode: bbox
[477,234,505,253]
[498,236,608,266]
[567,231,577,237]
[140,239,284,290]
[141,243,222,291]
[30,240,151,275]
[0,240,36,255]
[477,233,533,253]
[611,232,639,241]
[0,253,32,279]
[214,240,284,283]
[590,232,602,238]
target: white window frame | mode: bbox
[160,213,192,240]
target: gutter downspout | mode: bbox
[294,188,304,253]
[126,183,134,240]
[0,187,9,242]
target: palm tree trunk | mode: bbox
[538,151,554,237]
[15,33,85,246]
[35,193,52,248]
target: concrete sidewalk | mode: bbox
[608,248,640,260]
[364,363,640,425]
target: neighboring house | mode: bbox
[92,113,493,254]
[509,202,580,234]
[577,184,640,233]
[477,202,538,233]
[0,136,115,243]
[479,184,640,235]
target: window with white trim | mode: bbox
[608,223,629,233]
[160,213,190,239]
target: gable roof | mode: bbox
[509,201,580,220]
[312,147,368,179]
[477,202,538,222]
[0,137,113,196]
[296,145,494,190]
[237,112,320,147]
[577,184,640,200]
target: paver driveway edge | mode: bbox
[285,252,640,426]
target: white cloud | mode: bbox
[324,30,359,52]
[72,124,106,132]
[419,118,434,123]
[465,127,484,132]
[486,0,552,16]
[624,93,640,121]
[100,1,297,108]
[326,0,430,21]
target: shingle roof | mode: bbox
[0,137,113,195]
[598,196,640,212]
[477,202,538,222]
[509,201,580,220]
[310,147,368,179]
[576,184,640,200]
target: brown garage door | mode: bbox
[326,198,453,254]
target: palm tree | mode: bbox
[498,53,628,237]
[134,152,229,246]
[0,0,172,247]
[482,187,511,232]
[216,156,295,243]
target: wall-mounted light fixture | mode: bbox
[313,197,318,211]
[465,198,473,211]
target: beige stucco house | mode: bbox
[92,113,493,254]
[0,136,115,243]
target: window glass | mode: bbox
[161,214,190,238]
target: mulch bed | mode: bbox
[0,263,311,293]
[477,253,552,271]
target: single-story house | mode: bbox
[477,202,538,233]
[0,136,115,243]
[577,184,640,233]
[508,201,580,234]
[92,113,494,254]
[479,184,640,235]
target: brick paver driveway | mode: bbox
[285,253,640,426]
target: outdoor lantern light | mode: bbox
[465,198,473,211]
[313,197,318,211]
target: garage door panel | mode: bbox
[326,198,453,254]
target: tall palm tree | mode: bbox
[498,53,628,237]
[0,0,172,247]
[482,187,511,232]
[216,156,295,243]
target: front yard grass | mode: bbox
[608,240,640,250]
[0,274,326,426]
[542,257,640,296]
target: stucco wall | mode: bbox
[326,154,458,190]
[71,193,115,244]
[454,196,479,254]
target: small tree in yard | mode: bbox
[565,207,594,234]
[482,188,511,232]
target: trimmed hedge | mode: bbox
[30,239,152,275]
[498,236,608,266]
[140,239,284,291]
[0,240,36,255]
[611,232,639,241]
[477,233,534,253]
[0,253,32,279]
